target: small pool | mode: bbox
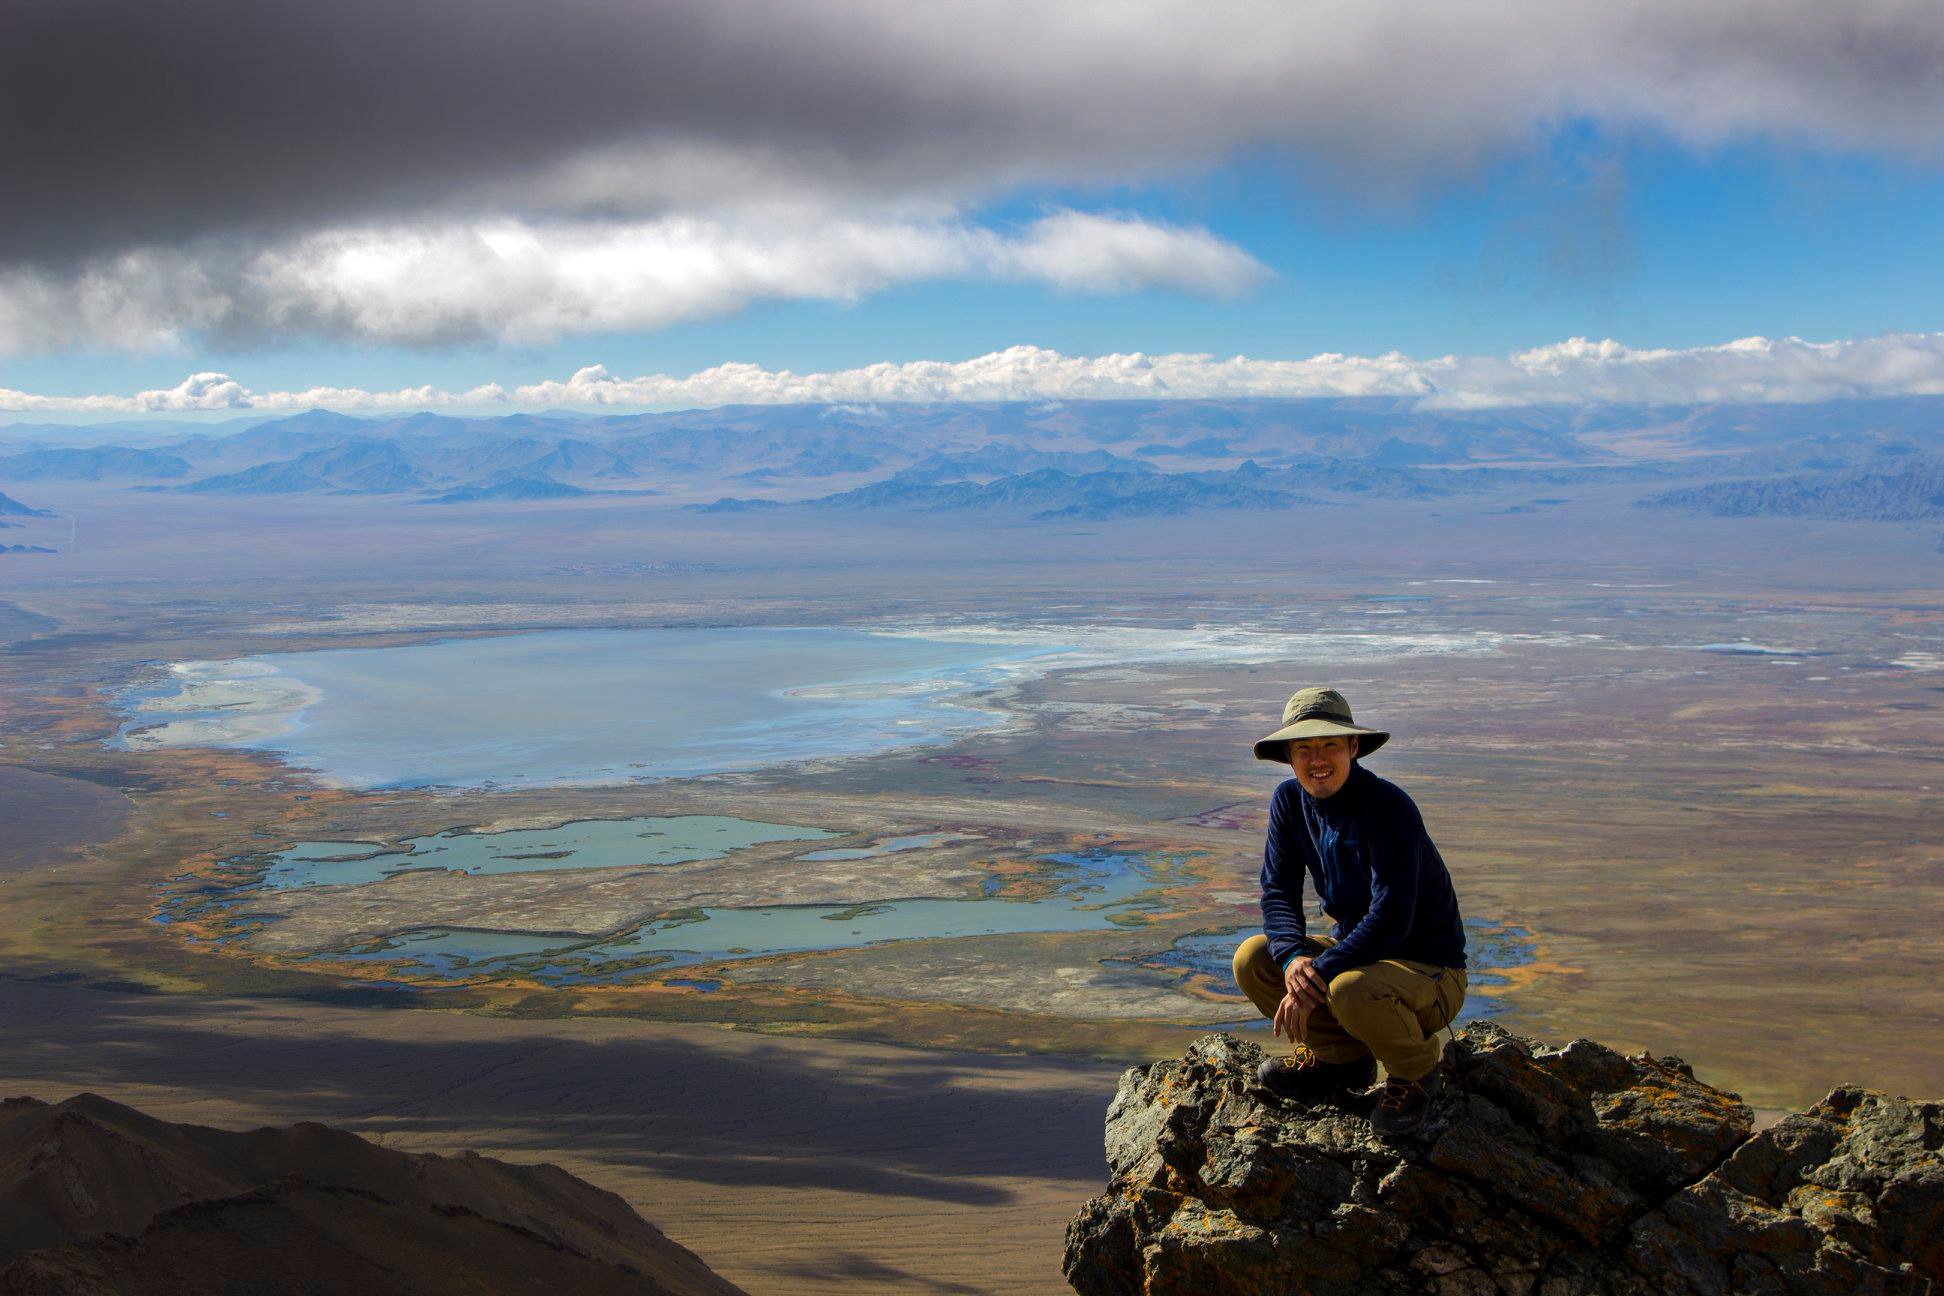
[259,815,836,889]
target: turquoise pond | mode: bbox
[314,848,1174,983]
[262,816,837,889]
[117,626,1069,789]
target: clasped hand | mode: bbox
[1271,955,1330,1044]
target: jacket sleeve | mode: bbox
[1311,789,1423,980]
[1260,782,1322,969]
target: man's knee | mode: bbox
[1232,934,1273,989]
[1325,968,1385,1021]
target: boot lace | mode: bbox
[1376,1077,1419,1110]
[1279,1043,1320,1070]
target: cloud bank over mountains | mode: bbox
[5,0,1944,353]
[11,333,1944,417]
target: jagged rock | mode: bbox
[1063,1024,1940,1296]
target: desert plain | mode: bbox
[1,479,1938,1295]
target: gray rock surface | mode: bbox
[1064,1025,1940,1296]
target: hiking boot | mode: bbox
[1369,1065,1443,1138]
[1255,1045,1376,1104]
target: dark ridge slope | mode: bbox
[0,492,53,518]
[0,1093,745,1295]
[1,1181,705,1296]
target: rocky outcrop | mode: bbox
[0,1093,746,1295]
[1063,1025,1941,1296]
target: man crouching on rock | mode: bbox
[1232,686,1468,1137]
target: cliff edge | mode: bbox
[1063,1024,1941,1296]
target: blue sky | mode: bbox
[6,3,1944,415]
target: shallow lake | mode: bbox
[114,622,1531,789]
[117,626,1064,789]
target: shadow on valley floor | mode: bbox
[0,975,1112,1209]
[751,1251,987,1296]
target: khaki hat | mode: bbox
[1252,686,1390,762]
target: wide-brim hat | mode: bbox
[1252,686,1390,762]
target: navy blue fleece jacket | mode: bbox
[1260,762,1466,980]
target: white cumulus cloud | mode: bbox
[9,332,1944,416]
[0,210,1266,354]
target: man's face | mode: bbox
[1288,735,1357,799]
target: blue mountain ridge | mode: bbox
[181,440,433,494]
[11,396,1943,528]
[0,490,55,517]
[0,446,192,481]
[1640,454,1944,523]
[695,465,1320,521]
[418,476,596,505]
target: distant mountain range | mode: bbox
[695,456,1669,520]
[0,414,277,452]
[1702,432,1933,477]
[4,396,1943,528]
[811,465,1293,521]
[689,496,789,514]
[0,445,191,481]
[154,429,634,501]
[181,439,435,495]
[890,443,1153,484]
[1137,435,1231,458]
[1642,454,1944,523]
[420,475,599,505]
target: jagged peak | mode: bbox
[1064,1025,1939,1296]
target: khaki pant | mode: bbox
[1232,933,1466,1081]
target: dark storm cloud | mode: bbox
[8,0,1944,268]
[5,0,955,262]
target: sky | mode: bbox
[5,0,1944,418]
